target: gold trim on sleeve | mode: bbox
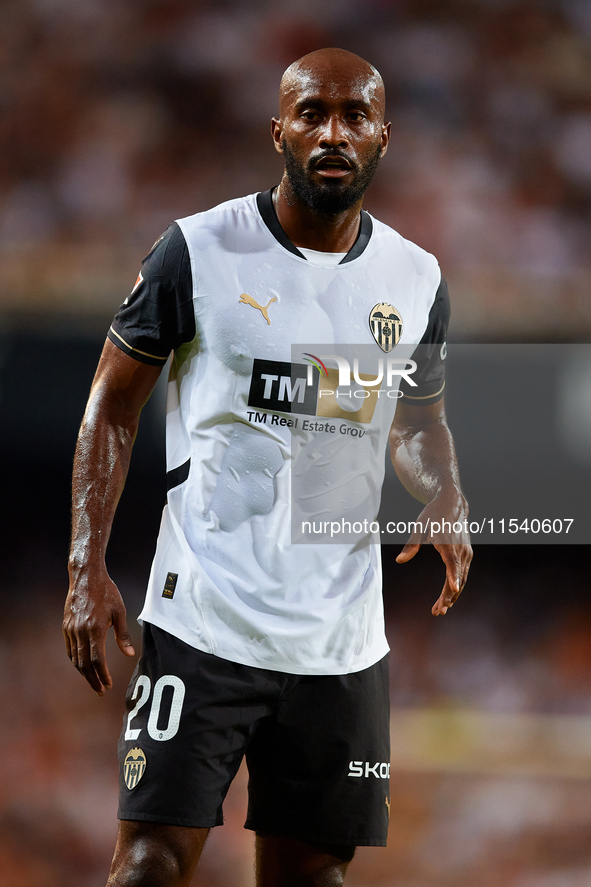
[109,327,168,362]
[401,381,446,401]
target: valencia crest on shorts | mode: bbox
[124,747,146,790]
[369,303,403,352]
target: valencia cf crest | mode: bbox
[124,747,146,790]
[369,303,403,352]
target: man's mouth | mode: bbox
[313,154,353,178]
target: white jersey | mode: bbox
[108,190,449,675]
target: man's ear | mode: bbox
[379,121,391,158]
[271,118,284,155]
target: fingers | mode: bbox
[395,529,472,617]
[396,542,421,564]
[431,578,460,616]
[63,627,106,695]
[63,627,72,662]
[92,635,114,691]
[64,621,134,695]
[432,543,473,616]
[63,579,134,694]
[113,609,136,658]
[71,632,109,695]
[63,614,113,695]
[81,638,108,694]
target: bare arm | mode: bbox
[389,397,472,616]
[63,339,163,694]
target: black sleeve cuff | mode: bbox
[108,324,170,366]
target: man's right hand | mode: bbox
[64,340,162,695]
[63,571,136,695]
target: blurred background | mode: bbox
[1,0,591,884]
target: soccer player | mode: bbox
[64,48,472,887]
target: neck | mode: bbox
[273,178,362,253]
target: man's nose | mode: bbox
[318,115,349,148]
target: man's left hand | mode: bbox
[395,490,473,615]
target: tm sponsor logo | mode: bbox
[248,355,417,424]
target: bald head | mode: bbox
[271,47,390,220]
[279,48,385,122]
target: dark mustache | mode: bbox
[308,150,356,170]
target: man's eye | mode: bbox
[301,111,320,121]
[348,112,366,122]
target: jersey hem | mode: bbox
[138,615,390,677]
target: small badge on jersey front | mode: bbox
[369,303,403,352]
[162,572,178,599]
[124,747,146,790]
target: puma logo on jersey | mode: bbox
[239,293,277,325]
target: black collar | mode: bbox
[256,188,372,264]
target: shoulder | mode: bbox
[176,193,259,242]
[142,222,189,279]
[368,215,441,289]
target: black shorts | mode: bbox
[118,623,390,847]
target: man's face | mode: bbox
[272,61,390,216]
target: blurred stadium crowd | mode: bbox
[2,0,591,885]
[1,0,591,336]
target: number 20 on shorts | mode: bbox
[125,675,186,742]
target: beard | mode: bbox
[282,140,382,217]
